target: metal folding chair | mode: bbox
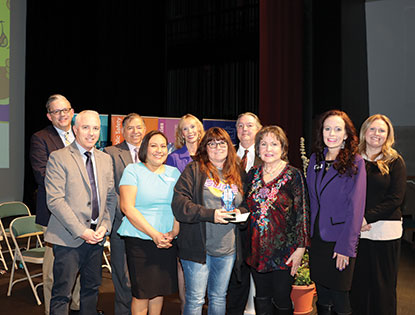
[0,201,40,269]
[7,215,45,305]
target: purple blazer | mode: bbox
[166,146,193,173]
[306,152,366,257]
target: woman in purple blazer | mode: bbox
[166,114,205,172]
[306,110,366,315]
[166,113,204,313]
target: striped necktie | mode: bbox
[64,132,71,146]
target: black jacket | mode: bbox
[172,161,248,273]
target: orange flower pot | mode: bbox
[290,283,316,315]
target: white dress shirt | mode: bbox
[237,144,256,173]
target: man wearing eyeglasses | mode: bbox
[29,94,81,315]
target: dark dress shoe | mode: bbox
[69,309,103,314]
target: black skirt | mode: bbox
[124,237,178,299]
[309,235,356,291]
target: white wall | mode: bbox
[366,0,415,125]
[0,0,26,202]
[366,0,415,175]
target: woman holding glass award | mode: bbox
[244,126,310,315]
[172,127,248,315]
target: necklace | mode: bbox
[263,160,285,176]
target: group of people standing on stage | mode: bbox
[30,94,407,315]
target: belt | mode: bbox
[90,223,97,231]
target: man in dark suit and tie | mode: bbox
[227,112,262,315]
[29,94,81,315]
[45,110,117,315]
[103,113,146,315]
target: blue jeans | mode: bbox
[181,253,236,315]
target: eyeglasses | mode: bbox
[207,140,227,149]
[49,108,72,115]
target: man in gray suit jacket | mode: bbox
[45,110,117,315]
[103,113,146,315]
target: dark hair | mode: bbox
[122,113,145,128]
[138,130,168,163]
[255,125,289,162]
[313,109,359,175]
[196,127,243,193]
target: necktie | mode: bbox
[134,148,139,163]
[84,152,99,221]
[64,132,71,146]
[241,149,249,171]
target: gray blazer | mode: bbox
[45,141,117,247]
[103,141,133,222]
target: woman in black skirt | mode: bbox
[306,110,366,315]
[118,130,181,315]
[351,114,406,315]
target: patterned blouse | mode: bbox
[245,164,310,272]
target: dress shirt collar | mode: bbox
[126,141,141,163]
[54,125,75,146]
[75,141,95,159]
[237,143,256,172]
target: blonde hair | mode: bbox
[175,114,205,149]
[359,114,400,175]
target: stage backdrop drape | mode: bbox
[259,0,304,167]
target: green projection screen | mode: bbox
[0,0,9,168]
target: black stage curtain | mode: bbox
[24,1,166,208]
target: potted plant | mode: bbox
[291,251,316,315]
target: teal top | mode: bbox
[117,163,181,240]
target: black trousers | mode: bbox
[110,215,132,315]
[251,267,294,309]
[351,238,400,315]
[226,261,251,315]
[50,242,103,315]
[316,283,352,314]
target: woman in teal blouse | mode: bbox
[118,130,181,315]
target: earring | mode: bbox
[341,140,345,149]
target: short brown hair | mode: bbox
[255,125,289,162]
[122,113,145,128]
[236,112,262,129]
[46,94,71,112]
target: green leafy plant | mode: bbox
[293,251,313,286]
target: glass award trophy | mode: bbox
[222,184,236,220]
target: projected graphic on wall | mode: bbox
[0,0,9,168]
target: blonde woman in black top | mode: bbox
[351,114,406,315]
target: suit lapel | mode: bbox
[69,143,91,193]
[317,162,339,197]
[119,141,133,166]
[94,151,107,213]
[47,126,65,150]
